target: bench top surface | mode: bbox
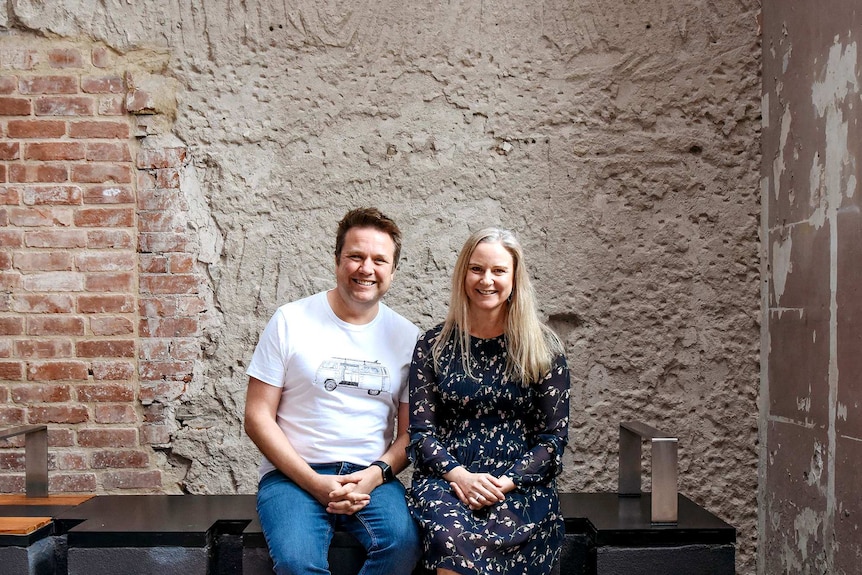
[0,492,735,548]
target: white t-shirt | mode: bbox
[246,291,420,479]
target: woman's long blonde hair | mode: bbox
[431,228,563,384]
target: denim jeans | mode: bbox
[256,463,421,575]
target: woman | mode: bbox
[407,228,571,575]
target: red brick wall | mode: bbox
[0,36,196,493]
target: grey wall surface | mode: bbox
[760,1,862,574]
[1,1,761,572]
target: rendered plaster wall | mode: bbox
[0,1,761,573]
[760,2,862,574]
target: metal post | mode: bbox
[25,426,49,498]
[618,421,678,524]
[0,425,49,498]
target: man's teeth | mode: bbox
[355,280,375,286]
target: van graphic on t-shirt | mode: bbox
[315,358,391,396]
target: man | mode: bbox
[244,207,421,575]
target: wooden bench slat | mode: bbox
[0,494,94,506]
[0,516,52,535]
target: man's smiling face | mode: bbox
[332,226,396,317]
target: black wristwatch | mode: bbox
[370,460,394,483]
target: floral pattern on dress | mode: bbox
[407,325,571,575]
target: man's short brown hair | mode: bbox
[335,207,403,269]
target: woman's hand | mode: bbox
[445,467,514,511]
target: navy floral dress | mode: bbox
[406,325,570,575]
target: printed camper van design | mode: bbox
[315,358,391,396]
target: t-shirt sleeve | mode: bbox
[246,309,289,387]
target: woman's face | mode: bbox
[464,240,514,315]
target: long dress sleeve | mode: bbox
[407,330,462,477]
[500,353,570,487]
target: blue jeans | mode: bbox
[256,464,421,575]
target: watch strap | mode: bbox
[370,460,394,483]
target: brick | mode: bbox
[0,97,32,115]
[142,404,165,423]
[0,475,25,492]
[0,316,24,335]
[49,473,97,492]
[136,148,187,169]
[0,387,6,401]
[82,184,134,204]
[11,384,72,403]
[125,88,155,114]
[93,405,137,424]
[28,405,89,424]
[98,94,125,115]
[0,407,24,426]
[139,380,186,403]
[24,141,85,161]
[10,164,69,183]
[78,294,134,314]
[8,205,73,227]
[177,297,207,316]
[81,75,124,94]
[87,230,133,249]
[25,229,87,248]
[169,254,196,273]
[138,232,188,253]
[76,339,135,358]
[0,272,22,290]
[0,76,16,94]
[0,47,37,70]
[13,294,75,313]
[84,271,134,292]
[76,383,134,402]
[139,339,170,360]
[0,141,20,160]
[0,185,21,203]
[140,255,168,273]
[137,187,185,210]
[74,207,134,227]
[0,452,24,470]
[0,164,6,182]
[69,120,130,139]
[140,275,200,295]
[77,428,137,448]
[27,360,88,381]
[14,339,73,358]
[86,142,131,162]
[19,75,78,94]
[139,317,199,338]
[34,96,94,116]
[102,469,162,490]
[50,451,88,471]
[48,429,75,447]
[28,316,85,336]
[47,49,83,69]
[90,316,134,336]
[139,210,185,232]
[22,271,85,291]
[0,339,10,357]
[75,252,135,271]
[0,361,24,380]
[91,449,147,468]
[91,46,114,69]
[139,361,193,382]
[0,250,9,270]
[90,360,134,381]
[22,185,81,204]
[13,251,72,271]
[6,119,66,138]
[70,164,132,184]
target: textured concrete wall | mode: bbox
[760,2,862,574]
[0,1,762,573]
